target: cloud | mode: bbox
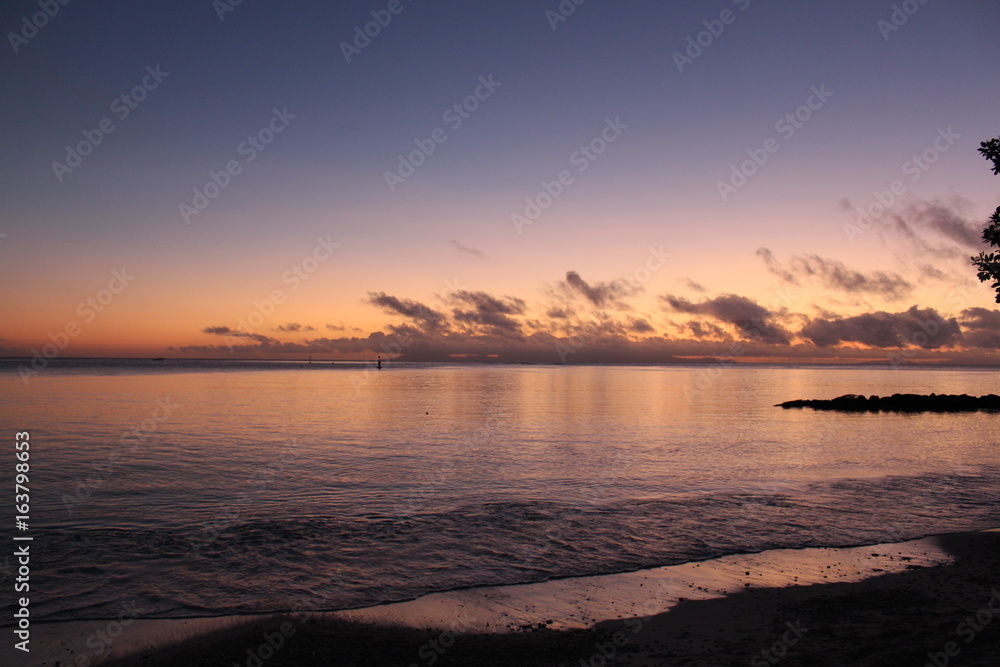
[755,248,797,283]
[917,264,949,281]
[276,323,315,333]
[662,294,792,344]
[182,269,1000,365]
[629,318,655,333]
[853,199,986,260]
[447,290,526,336]
[757,248,912,300]
[448,290,525,315]
[679,278,707,293]
[367,292,447,331]
[450,240,485,259]
[686,320,727,339]
[905,200,982,249]
[186,298,1000,364]
[326,321,363,333]
[201,325,277,344]
[562,271,640,308]
[800,306,961,349]
[958,308,1000,349]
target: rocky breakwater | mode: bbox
[777,393,1000,413]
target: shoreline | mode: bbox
[11,527,1000,666]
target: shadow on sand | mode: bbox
[103,531,1000,667]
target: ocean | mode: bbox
[2,360,999,623]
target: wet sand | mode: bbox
[12,528,1000,666]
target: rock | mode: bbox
[776,393,1000,413]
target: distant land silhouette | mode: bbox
[777,393,1000,413]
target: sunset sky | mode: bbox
[2,0,999,363]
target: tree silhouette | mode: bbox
[971,137,1000,302]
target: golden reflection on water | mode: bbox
[3,364,999,526]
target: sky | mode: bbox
[2,0,999,364]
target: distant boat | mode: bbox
[152,357,165,361]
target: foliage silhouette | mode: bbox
[971,136,1000,301]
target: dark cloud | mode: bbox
[201,326,277,344]
[680,278,707,293]
[182,332,401,358]
[918,264,949,281]
[906,201,982,249]
[367,292,447,331]
[326,322,363,332]
[686,320,727,339]
[276,323,315,333]
[869,200,985,261]
[755,248,796,283]
[450,240,485,259]
[184,303,1000,364]
[562,271,640,308]
[959,308,1000,349]
[448,290,525,315]
[184,273,1000,365]
[662,294,792,344]
[800,306,961,349]
[448,290,526,337]
[757,248,912,300]
[629,318,655,333]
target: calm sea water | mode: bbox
[2,360,999,622]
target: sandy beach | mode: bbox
[10,527,999,667]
